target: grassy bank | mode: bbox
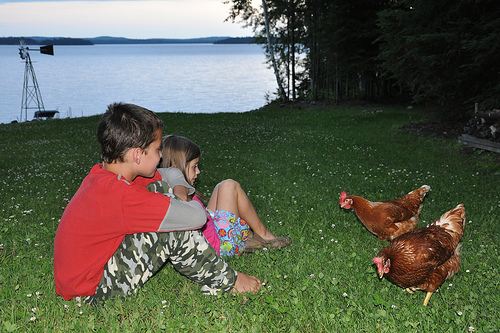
[0,104,499,332]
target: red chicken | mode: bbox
[339,185,430,241]
[372,204,465,306]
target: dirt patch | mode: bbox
[402,118,500,163]
[400,119,469,140]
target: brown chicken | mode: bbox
[372,204,465,306]
[339,185,430,241]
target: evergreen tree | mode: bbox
[226,0,500,116]
[377,0,500,115]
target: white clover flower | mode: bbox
[30,316,36,321]
[466,269,470,273]
[27,293,32,297]
[310,274,315,279]
[342,292,348,298]
[391,304,396,309]
[319,229,322,234]
[468,326,475,332]
[283,275,288,279]
[457,311,463,316]
[161,300,167,305]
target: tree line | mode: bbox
[226,0,499,116]
[0,37,92,45]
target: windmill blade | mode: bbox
[40,45,54,56]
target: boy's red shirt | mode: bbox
[54,164,168,300]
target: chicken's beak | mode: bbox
[340,202,351,209]
[378,271,384,279]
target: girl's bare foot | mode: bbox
[258,230,277,241]
[248,233,292,251]
[249,229,276,241]
[232,272,262,294]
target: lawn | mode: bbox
[0,103,498,332]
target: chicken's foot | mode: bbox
[405,287,417,294]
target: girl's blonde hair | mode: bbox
[160,135,207,201]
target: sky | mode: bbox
[0,0,255,39]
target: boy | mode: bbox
[54,103,261,304]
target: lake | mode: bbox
[0,44,277,124]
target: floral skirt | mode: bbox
[208,209,249,257]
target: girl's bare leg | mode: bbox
[207,179,276,240]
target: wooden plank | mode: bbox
[476,111,500,120]
[458,134,500,153]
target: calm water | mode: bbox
[0,44,276,124]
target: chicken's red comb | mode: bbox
[339,191,347,204]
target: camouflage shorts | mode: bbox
[84,229,237,305]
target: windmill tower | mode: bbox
[18,41,55,122]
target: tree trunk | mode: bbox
[262,0,288,102]
[290,0,296,101]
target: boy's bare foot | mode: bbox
[232,272,262,294]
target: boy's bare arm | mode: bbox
[173,185,190,201]
[157,167,195,201]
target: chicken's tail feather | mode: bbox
[434,204,465,242]
[409,185,431,198]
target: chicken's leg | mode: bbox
[423,291,433,306]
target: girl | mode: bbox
[156,135,291,257]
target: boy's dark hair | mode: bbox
[97,102,164,163]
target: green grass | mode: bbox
[0,103,499,332]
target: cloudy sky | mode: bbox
[0,0,255,39]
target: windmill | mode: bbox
[18,41,58,122]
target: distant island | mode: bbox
[0,36,255,46]
[214,37,255,44]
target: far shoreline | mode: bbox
[0,36,255,46]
